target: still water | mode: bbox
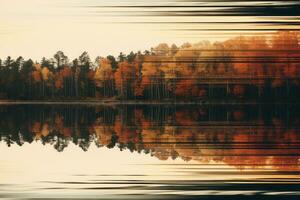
[0,104,300,199]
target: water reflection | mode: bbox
[0,104,300,171]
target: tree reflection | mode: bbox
[0,104,299,170]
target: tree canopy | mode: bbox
[0,31,299,101]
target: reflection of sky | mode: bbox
[0,0,299,60]
[0,142,188,182]
[0,143,300,198]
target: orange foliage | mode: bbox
[61,66,72,78]
[55,78,63,89]
[114,61,139,96]
[32,71,42,82]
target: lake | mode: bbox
[0,104,300,199]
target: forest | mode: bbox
[0,31,299,101]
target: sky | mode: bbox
[0,0,299,60]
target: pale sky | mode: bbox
[0,0,172,60]
[0,0,298,60]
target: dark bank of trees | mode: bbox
[0,31,300,101]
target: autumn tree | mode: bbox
[94,58,115,97]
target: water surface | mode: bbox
[0,104,300,199]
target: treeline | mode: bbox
[0,105,300,169]
[0,31,300,101]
